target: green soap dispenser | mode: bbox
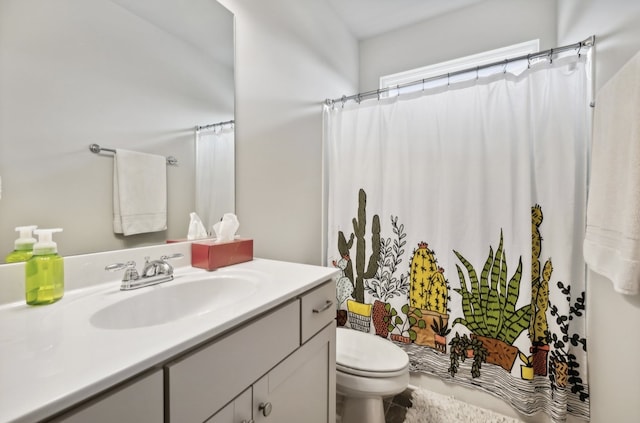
[5,225,38,263]
[25,228,64,305]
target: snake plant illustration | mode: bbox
[337,188,381,304]
[452,230,531,371]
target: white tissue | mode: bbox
[212,213,239,243]
[187,212,208,240]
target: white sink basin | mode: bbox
[90,275,258,329]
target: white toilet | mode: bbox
[336,327,410,423]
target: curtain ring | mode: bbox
[422,78,425,91]
[476,66,479,80]
[527,54,531,69]
[577,42,583,58]
[548,48,554,64]
[341,95,346,108]
[447,73,450,86]
[396,84,400,97]
[356,94,361,104]
[377,89,381,101]
[503,59,508,74]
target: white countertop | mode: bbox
[0,257,338,423]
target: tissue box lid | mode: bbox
[191,238,253,271]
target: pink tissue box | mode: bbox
[191,238,253,271]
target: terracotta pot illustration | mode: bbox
[346,299,372,333]
[471,334,518,371]
[521,365,534,380]
[336,310,348,327]
[371,300,390,338]
[390,334,411,344]
[411,308,448,348]
[434,334,447,353]
[530,344,550,376]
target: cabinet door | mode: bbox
[205,388,252,423]
[49,370,163,423]
[253,323,335,423]
[166,300,300,423]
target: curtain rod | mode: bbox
[325,35,595,106]
[195,119,235,131]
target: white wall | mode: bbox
[359,0,558,92]
[218,0,358,265]
[558,2,640,422]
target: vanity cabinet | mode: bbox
[44,279,335,423]
[167,280,336,423]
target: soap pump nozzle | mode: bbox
[32,228,63,255]
[14,225,38,250]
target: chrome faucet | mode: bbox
[106,253,184,290]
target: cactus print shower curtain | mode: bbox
[324,54,591,422]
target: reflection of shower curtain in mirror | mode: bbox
[195,126,235,233]
[324,54,591,422]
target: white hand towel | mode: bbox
[113,149,167,236]
[584,49,640,295]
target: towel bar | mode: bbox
[89,144,178,166]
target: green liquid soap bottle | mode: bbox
[25,228,64,305]
[5,225,38,263]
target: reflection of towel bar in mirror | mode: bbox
[89,144,178,166]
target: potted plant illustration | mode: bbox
[548,281,589,402]
[529,205,551,376]
[448,332,488,378]
[519,351,534,380]
[366,215,410,338]
[408,242,450,348]
[386,303,426,344]
[333,255,354,327]
[431,315,451,353]
[337,188,380,332]
[452,230,532,372]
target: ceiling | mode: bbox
[326,0,485,40]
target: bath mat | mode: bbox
[403,388,524,423]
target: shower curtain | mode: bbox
[324,54,591,421]
[195,125,235,232]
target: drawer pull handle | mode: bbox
[312,300,333,313]
[259,402,273,417]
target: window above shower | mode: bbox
[380,39,540,97]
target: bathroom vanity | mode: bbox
[0,246,338,423]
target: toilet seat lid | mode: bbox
[336,328,409,376]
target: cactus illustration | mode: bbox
[337,188,381,304]
[530,205,551,346]
[333,255,354,308]
[409,242,449,314]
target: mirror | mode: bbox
[0,0,234,258]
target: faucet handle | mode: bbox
[105,261,140,282]
[160,253,184,262]
[158,253,184,276]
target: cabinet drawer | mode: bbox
[50,370,163,423]
[166,300,300,423]
[300,280,335,343]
